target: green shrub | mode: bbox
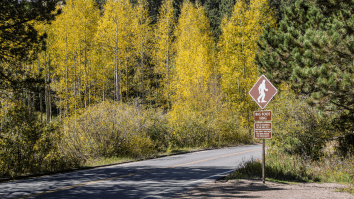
[0,101,82,178]
[336,133,354,157]
[168,105,252,148]
[268,84,335,160]
[61,100,253,161]
[61,101,162,159]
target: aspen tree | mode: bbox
[153,0,175,108]
[218,0,276,129]
[51,1,73,118]
[71,0,99,108]
[34,19,55,123]
[172,0,214,111]
[95,0,133,102]
[132,0,152,105]
[51,0,99,116]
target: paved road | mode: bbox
[1,144,262,199]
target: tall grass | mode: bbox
[229,149,354,188]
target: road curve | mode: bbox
[0,144,261,199]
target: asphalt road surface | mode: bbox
[1,144,262,199]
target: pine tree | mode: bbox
[203,0,222,39]
[0,0,61,92]
[256,0,354,131]
[219,0,234,20]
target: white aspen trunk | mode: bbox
[38,57,43,123]
[115,26,120,101]
[65,16,69,118]
[45,49,49,123]
[78,43,81,107]
[126,58,128,101]
[84,26,88,108]
[32,62,35,115]
[73,29,77,119]
[102,42,105,101]
[119,64,122,103]
[166,13,170,109]
[48,53,52,122]
[140,45,144,105]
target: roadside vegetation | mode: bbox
[0,99,254,179]
[228,149,354,194]
[228,87,354,194]
[227,0,354,195]
[1,0,354,192]
[1,0,270,179]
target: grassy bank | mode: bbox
[228,147,354,195]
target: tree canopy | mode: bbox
[0,0,62,92]
[256,0,354,132]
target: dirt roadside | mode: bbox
[170,178,354,199]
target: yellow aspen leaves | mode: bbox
[51,0,100,115]
[153,0,175,108]
[131,0,153,104]
[172,0,214,111]
[218,0,276,127]
[28,0,277,127]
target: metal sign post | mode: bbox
[262,109,265,184]
[261,109,265,184]
[249,75,277,184]
[263,136,265,184]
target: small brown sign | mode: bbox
[254,110,272,121]
[254,123,272,139]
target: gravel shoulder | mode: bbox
[171,178,354,199]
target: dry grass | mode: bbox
[228,142,354,195]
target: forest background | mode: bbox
[0,0,353,181]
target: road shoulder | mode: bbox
[171,178,354,198]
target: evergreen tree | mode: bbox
[203,0,222,39]
[219,0,234,20]
[256,0,354,131]
[0,0,61,92]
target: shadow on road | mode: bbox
[170,179,285,198]
[3,165,240,199]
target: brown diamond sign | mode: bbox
[249,75,278,109]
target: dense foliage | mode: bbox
[0,0,61,92]
[256,0,354,133]
[2,0,352,179]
